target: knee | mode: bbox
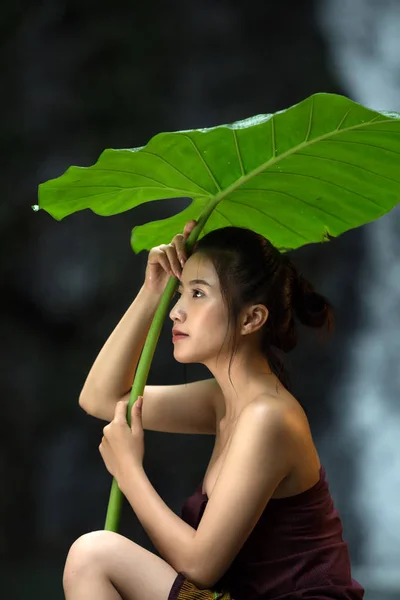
[63,531,114,586]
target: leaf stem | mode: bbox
[104,199,218,531]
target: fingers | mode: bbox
[183,219,196,238]
[149,246,181,280]
[163,245,184,278]
[113,397,142,422]
[148,220,197,281]
[151,247,175,278]
[172,220,197,271]
[113,398,129,422]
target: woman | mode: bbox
[64,219,365,600]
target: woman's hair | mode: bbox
[190,226,334,393]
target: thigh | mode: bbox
[64,530,178,600]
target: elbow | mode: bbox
[184,542,215,590]
[79,396,100,419]
[78,390,112,422]
[184,572,207,591]
[79,379,97,410]
[185,563,212,591]
[78,389,94,414]
[78,396,90,414]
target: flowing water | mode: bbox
[317,0,400,593]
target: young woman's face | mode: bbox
[169,253,233,365]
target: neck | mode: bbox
[205,352,279,422]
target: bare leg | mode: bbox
[64,562,121,600]
[63,530,179,600]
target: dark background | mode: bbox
[1,1,399,598]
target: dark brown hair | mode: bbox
[190,226,334,392]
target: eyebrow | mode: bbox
[179,278,212,287]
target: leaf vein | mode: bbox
[271,115,276,157]
[212,116,399,205]
[213,206,234,226]
[305,97,314,142]
[348,129,400,134]
[226,197,309,242]
[324,138,400,157]
[336,108,353,131]
[91,167,194,190]
[232,188,353,227]
[139,150,211,194]
[43,188,203,208]
[369,115,386,124]
[232,129,245,176]
[53,184,196,194]
[296,152,400,185]
[177,134,222,193]
[257,170,382,209]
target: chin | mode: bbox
[173,345,200,364]
[173,351,194,363]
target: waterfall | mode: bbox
[317,0,400,592]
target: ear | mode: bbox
[241,303,269,336]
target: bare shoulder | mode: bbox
[248,391,321,496]
[247,389,305,422]
[211,382,319,498]
[256,386,310,424]
[213,380,308,432]
[240,391,316,461]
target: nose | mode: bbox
[169,295,185,323]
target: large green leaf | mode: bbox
[37,93,400,253]
[36,93,400,533]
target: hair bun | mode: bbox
[293,273,332,329]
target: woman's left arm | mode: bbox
[99,397,197,576]
[119,467,197,575]
[187,399,296,589]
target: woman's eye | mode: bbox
[174,289,203,299]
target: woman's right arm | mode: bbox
[78,219,197,417]
[78,285,163,414]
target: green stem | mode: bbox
[104,199,218,531]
